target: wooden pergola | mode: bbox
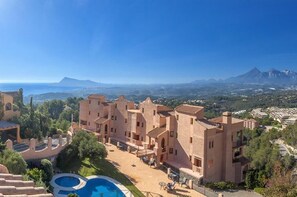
[0,121,21,143]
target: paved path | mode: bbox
[105,144,205,197]
[105,144,262,197]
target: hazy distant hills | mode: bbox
[55,77,102,87]
[192,68,297,85]
[226,68,297,84]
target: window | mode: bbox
[89,100,91,104]
[137,122,140,127]
[125,105,128,110]
[89,111,91,115]
[111,116,114,120]
[115,104,117,108]
[190,118,194,124]
[125,131,127,136]
[114,129,117,133]
[5,103,12,111]
[208,159,213,168]
[105,125,108,132]
[175,149,177,155]
[169,148,173,154]
[176,115,179,120]
[142,108,144,113]
[97,113,100,117]
[153,110,156,115]
[141,122,144,127]
[189,155,192,161]
[209,140,214,149]
[194,157,202,167]
[125,119,127,123]
[111,128,113,132]
[190,137,193,143]
[128,132,131,137]
[170,131,174,137]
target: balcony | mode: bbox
[232,140,246,148]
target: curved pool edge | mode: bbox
[50,173,87,193]
[51,174,134,197]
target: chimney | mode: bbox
[222,112,232,125]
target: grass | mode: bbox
[59,157,145,197]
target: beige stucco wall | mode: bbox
[6,135,71,160]
[79,94,246,183]
[1,93,20,120]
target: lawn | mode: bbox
[59,157,145,197]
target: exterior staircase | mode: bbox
[0,173,53,197]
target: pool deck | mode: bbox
[105,143,206,197]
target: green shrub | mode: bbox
[254,187,265,195]
[0,149,27,174]
[40,159,54,182]
[205,181,237,190]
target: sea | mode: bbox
[0,83,80,96]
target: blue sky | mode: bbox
[0,0,297,83]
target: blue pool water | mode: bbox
[55,176,80,187]
[58,178,125,197]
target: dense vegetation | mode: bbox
[243,127,297,196]
[12,96,82,140]
[57,131,107,169]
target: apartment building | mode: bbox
[79,95,248,184]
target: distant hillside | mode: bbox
[192,68,297,85]
[56,77,101,87]
[226,68,297,84]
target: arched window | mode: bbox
[5,103,12,111]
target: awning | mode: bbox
[0,121,19,131]
[147,127,167,138]
[94,117,109,124]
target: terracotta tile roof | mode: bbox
[102,102,111,106]
[147,127,167,138]
[158,111,174,117]
[210,116,243,124]
[175,104,204,116]
[197,119,217,129]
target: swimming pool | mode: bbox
[51,174,132,197]
[55,176,80,187]
[59,178,125,197]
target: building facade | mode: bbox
[243,119,259,130]
[0,92,21,143]
[79,95,248,184]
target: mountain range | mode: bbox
[55,68,297,88]
[225,68,297,84]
